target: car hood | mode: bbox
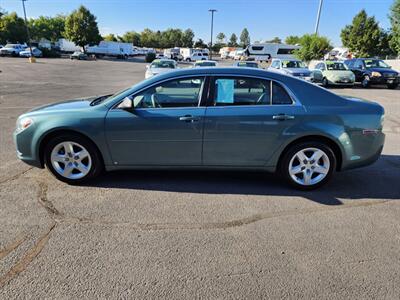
[367,67,398,75]
[27,96,103,113]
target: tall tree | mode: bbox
[239,28,250,47]
[228,33,238,47]
[340,10,382,57]
[181,29,194,47]
[121,31,141,46]
[193,38,207,48]
[216,32,226,43]
[0,12,26,44]
[103,33,118,42]
[294,34,332,61]
[29,15,66,42]
[285,35,301,45]
[64,5,101,52]
[389,0,400,55]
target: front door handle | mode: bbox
[179,115,200,122]
[272,114,295,121]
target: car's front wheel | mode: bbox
[322,77,329,88]
[361,75,370,88]
[44,134,103,184]
[280,142,336,190]
[387,83,398,89]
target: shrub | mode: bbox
[145,52,156,62]
[40,48,61,58]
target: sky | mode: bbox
[1,0,394,46]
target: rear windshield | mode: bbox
[281,60,306,68]
[195,61,216,66]
[237,62,258,68]
[151,60,176,68]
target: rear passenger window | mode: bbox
[272,82,292,105]
[213,77,270,106]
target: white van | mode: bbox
[244,43,300,62]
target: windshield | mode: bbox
[326,62,347,71]
[195,61,216,67]
[364,59,390,69]
[151,60,176,69]
[5,44,17,48]
[282,60,306,68]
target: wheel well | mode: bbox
[277,135,343,171]
[38,129,104,167]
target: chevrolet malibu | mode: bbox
[14,68,385,189]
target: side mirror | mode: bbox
[117,97,133,110]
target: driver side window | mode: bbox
[131,77,205,109]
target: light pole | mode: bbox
[208,9,217,59]
[21,0,34,60]
[314,0,324,35]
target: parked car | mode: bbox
[233,50,245,60]
[0,44,26,56]
[164,48,183,61]
[344,58,399,89]
[19,47,43,58]
[193,60,217,67]
[145,59,178,78]
[269,59,322,83]
[183,52,207,62]
[220,50,230,59]
[232,61,259,68]
[70,51,88,60]
[314,61,355,87]
[14,68,385,190]
[155,53,165,59]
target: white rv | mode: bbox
[56,39,81,53]
[244,43,300,62]
[86,41,134,58]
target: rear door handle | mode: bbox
[179,115,200,122]
[272,114,295,121]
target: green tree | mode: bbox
[64,5,101,52]
[103,33,118,42]
[389,0,400,55]
[121,31,141,46]
[216,32,226,43]
[228,33,238,47]
[181,29,194,47]
[161,28,183,48]
[0,12,26,44]
[28,15,66,42]
[285,35,301,45]
[340,10,382,57]
[239,28,250,47]
[140,28,159,48]
[294,34,332,62]
[193,38,207,48]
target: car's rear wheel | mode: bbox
[186,58,191,62]
[280,142,336,190]
[387,83,398,89]
[322,77,329,87]
[44,134,103,184]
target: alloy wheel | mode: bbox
[288,147,330,186]
[50,141,92,180]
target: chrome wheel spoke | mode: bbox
[290,165,303,176]
[76,162,88,174]
[296,150,308,162]
[63,142,75,155]
[76,149,89,160]
[303,170,312,185]
[51,153,66,163]
[62,163,74,177]
[310,150,324,162]
[314,165,328,175]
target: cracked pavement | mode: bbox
[0,58,399,299]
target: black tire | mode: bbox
[44,134,103,184]
[322,77,329,88]
[280,141,336,190]
[186,58,191,62]
[387,83,398,89]
[361,75,370,88]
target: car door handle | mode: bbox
[179,115,200,122]
[272,114,295,121]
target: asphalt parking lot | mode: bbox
[0,57,399,299]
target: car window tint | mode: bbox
[132,77,204,108]
[213,77,271,106]
[272,82,293,105]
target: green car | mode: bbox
[14,68,385,190]
[314,61,355,87]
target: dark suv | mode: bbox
[344,58,399,89]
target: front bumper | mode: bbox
[369,76,399,85]
[13,128,43,168]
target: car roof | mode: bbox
[152,58,175,62]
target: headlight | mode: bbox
[371,71,381,77]
[16,117,33,132]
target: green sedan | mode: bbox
[314,61,355,87]
[14,68,384,190]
